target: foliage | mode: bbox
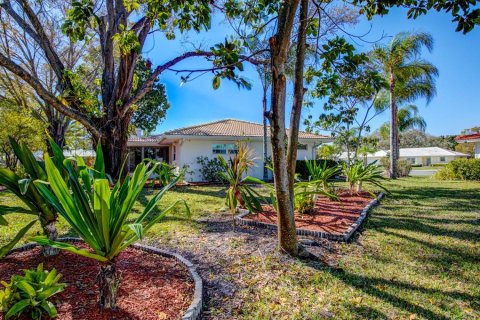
[380,157,412,177]
[0,263,66,320]
[131,58,170,133]
[316,144,342,160]
[373,129,459,150]
[434,158,480,181]
[305,159,341,191]
[218,143,265,214]
[0,138,61,258]
[353,0,480,34]
[64,121,92,152]
[0,108,46,171]
[342,161,388,194]
[379,105,427,139]
[196,156,226,183]
[31,144,190,263]
[295,159,338,181]
[152,162,178,187]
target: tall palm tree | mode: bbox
[373,32,438,178]
[379,104,427,139]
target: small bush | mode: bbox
[0,264,66,320]
[434,158,480,181]
[296,159,338,180]
[196,156,226,183]
[380,157,412,177]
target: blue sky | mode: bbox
[144,6,480,137]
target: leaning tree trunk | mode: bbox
[97,261,120,310]
[389,73,398,179]
[46,116,69,154]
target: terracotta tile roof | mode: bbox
[159,119,331,139]
[455,133,480,142]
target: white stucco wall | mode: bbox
[475,142,480,158]
[367,155,466,166]
[175,137,320,182]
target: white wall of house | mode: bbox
[366,155,465,166]
[475,142,480,158]
[175,137,320,182]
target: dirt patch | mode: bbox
[0,246,194,320]
[244,190,375,235]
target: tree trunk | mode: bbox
[262,84,269,181]
[268,0,301,256]
[389,73,398,179]
[46,115,69,154]
[97,262,120,310]
[41,220,59,256]
[94,116,131,179]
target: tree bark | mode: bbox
[262,80,269,181]
[268,0,301,256]
[97,262,120,310]
[46,114,69,154]
[41,220,59,256]
[389,73,398,179]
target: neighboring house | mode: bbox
[455,133,480,158]
[340,147,469,166]
[127,119,333,181]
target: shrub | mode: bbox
[305,159,341,191]
[152,161,178,186]
[380,156,412,177]
[32,144,189,310]
[342,161,388,194]
[295,159,338,180]
[434,158,480,180]
[196,156,226,183]
[0,264,65,320]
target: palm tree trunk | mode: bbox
[41,220,60,256]
[389,73,398,179]
[97,262,120,310]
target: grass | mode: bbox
[1,177,479,319]
[410,166,442,171]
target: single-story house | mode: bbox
[127,119,333,181]
[455,133,480,158]
[340,147,469,166]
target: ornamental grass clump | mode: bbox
[342,161,388,195]
[31,145,189,310]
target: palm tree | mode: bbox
[379,104,427,139]
[373,32,438,178]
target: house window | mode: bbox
[440,156,446,162]
[407,157,416,164]
[173,145,176,161]
[212,144,238,155]
[297,143,308,150]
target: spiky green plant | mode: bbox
[31,145,189,310]
[305,159,341,191]
[0,137,64,258]
[0,263,66,320]
[217,143,266,223]
[342,161,388,194]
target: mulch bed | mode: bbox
[0,246,194,320]
[244,190,376,235]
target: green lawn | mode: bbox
[1,177,479,319]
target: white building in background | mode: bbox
[455,133,480,158]
[340,147,469,166]
[127,119,333,181]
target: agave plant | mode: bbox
[305,159,341,191]
[31,145,189,310]
[342,161,388,194]
[217,143,266,224]
[0,137,64,258]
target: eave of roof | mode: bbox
[455,133,480,142]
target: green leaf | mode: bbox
[17,179,31,195]
[212,75,221,90]
[40,300,58,318]
[16,281,36,297]
[5,299,31,319]
[30,236,108,262]
[0,220,37,258]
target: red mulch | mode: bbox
[244,190,376,235]
[0,246,194,320]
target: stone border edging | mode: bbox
[7,237,203,320]
[235,192,385,242]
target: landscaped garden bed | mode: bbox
[236,190,384,241]
[0,241,202,320]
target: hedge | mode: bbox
[434,158,480,181]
